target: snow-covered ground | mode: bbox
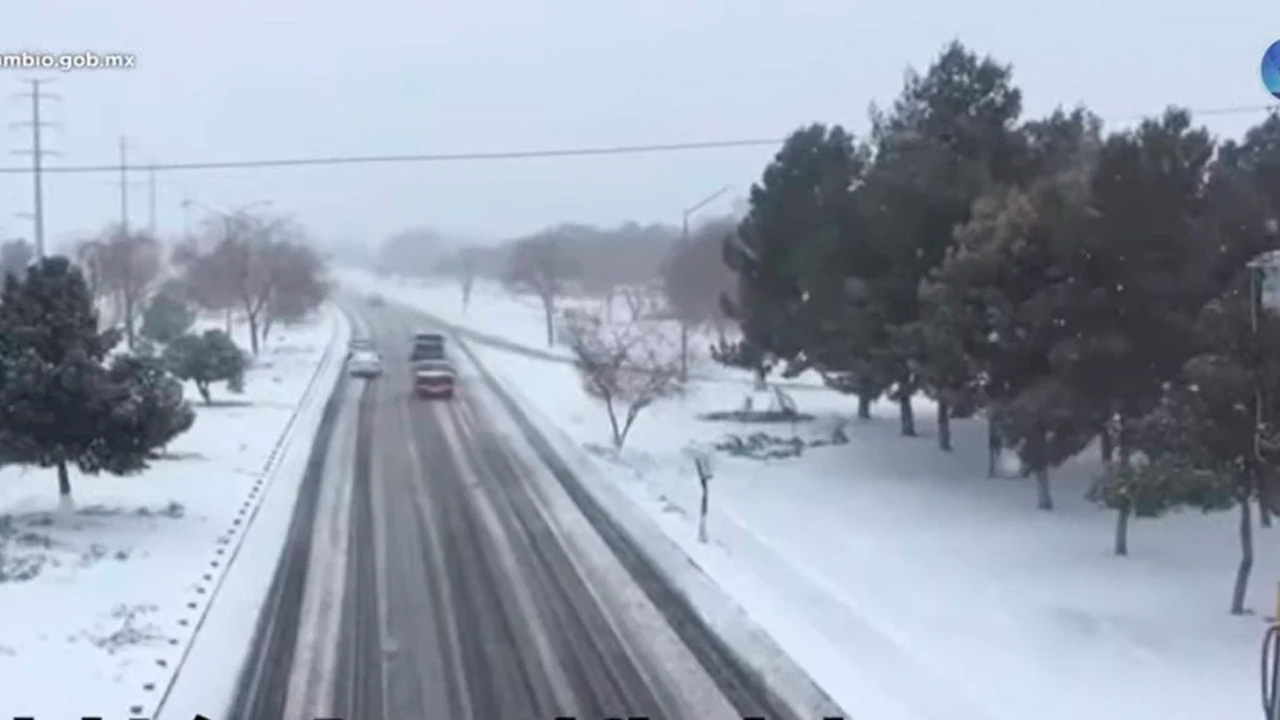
[0,306,344,720]
[346,268,1273,720]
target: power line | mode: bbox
[0,103,1273,177]
[118,136,128,234]
[0,137,785,175]
[9,78,60,256]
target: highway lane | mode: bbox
[231,298,818,719]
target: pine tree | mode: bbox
[859,41,1024,435]
[941,174,1098,510]
[719,123,870,396]
[105,353,196,457]
[140,292,197,344]
[163,329,247,404]
[0,256,192,508]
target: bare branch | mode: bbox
[564,309,683,449]
[507,233,579,346]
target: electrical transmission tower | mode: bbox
[10,78,59,258]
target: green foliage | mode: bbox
[720,123,869,383]
[104,352,196,458]
[163,329,247,404]
[705,40,1280,608]
[0,256,193,501]
[141,292,197,344]
[1087,457,1235,519]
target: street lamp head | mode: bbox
[1248,249,1280,269]
[1266,217,1279,236]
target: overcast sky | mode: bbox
[0,0,1274,249]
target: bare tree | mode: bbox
[564,309,682,449]
[172,236,238,333]
[74,239,108,312]
[207,212,298,354]
[97,228,162,349]
[261,240,330,346]
[459,247,477,312]
[620,287,648,322]
[0,238,33,279]
[507,233,578,346]
[662,216,738,381]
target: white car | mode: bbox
[348,348,383,378]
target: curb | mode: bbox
[134,303,351,720]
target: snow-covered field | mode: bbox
[346,268,1273,720]
[0,306,344,720]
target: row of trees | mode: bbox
[412,222,684,339]
[168,211,329,354]
[696,40,1280,613]
[0,208,331,508]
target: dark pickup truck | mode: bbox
[409,332,454,398]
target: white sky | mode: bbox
[0,0,1275,247]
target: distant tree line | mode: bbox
[689,40,1280,614]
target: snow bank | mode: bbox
[0,304,345,720]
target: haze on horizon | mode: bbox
[0,0,1273,250]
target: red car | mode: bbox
[412,359,456,399]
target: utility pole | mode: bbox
[118,136,129,234]
[9,78,60,258]
[148,165,157,236]
[676,185,733,382]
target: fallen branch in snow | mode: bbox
[85,603,168,654]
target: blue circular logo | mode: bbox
[1264,40,1280,99]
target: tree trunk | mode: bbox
[260,315,274,351]
[1035,467,1054,511]
[1113,504,1130,556]
[1231,493,1254,615]
[857,394,872,420]
[123,292,136,349]
[604,396,623,448]
[898,393,915,436]
[56,459,73,508]
[197,381,212,404]
[987,417,1001,478]
[1260,479,1273,529]
[937,399,952,452]
[541,296,555,347]
[224,308,232,334]
[697,476,709,543]
[679,322,689,382]
[246,311,260,354]
[1112,427,1132,555]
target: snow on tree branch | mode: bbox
[563,309,683,449]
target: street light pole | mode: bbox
[676,185,733,381]
[180,198,273,244]
[1248,222,1280,720]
